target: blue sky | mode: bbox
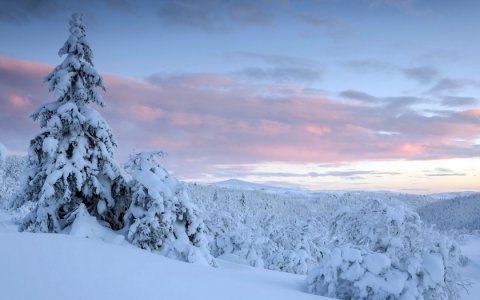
[0,0,479,192]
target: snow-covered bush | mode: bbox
[123,151,216,266]
[205,209,265,267]
[307,200,464,299]
[266,248,310,274]
[0,152,26,209]
[307,243,461,300]
[308,245,408,299]
[261,217,327,274]
[18,14,129,232]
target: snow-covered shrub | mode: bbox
[205,210,264,267]
[261,217,327,274]
[18,14,129,232]
[266,248,310,274]
[307,200,464,299]
[0,153,26,209]
[307,245,409,299]
[307,243,460,300]
[123,151,216,266]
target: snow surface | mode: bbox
[0,209,328,300]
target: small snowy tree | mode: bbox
[0,142,7,163]
[19,14,128,232]
[0,143,7,207]
[124,151,216,266]
[0,155,26,209]
[240,193,246,206]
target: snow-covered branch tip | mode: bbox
[126,150,168,169]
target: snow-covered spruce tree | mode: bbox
[123,151,216,266]
[19,14,128,232]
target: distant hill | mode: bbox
[427,191,478,200]
[210,179,308,194]
[419,193,480,231]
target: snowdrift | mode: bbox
[0,221,328,300]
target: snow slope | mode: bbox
[0,209,329,300]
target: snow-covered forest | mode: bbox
[1,12,479,300]
[1,150,480,299]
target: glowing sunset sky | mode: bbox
[0,0,479,192]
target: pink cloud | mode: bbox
[249,144,341,162]
[0,57,50,76]
[305,124,331,135]
[130,104,165,122]
[400,143,424,155]
[258,120,291,135]
[8,94,33,110]
[147,73,236,87]
[1,56,479,178]
[463,108,480,117]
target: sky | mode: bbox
[0,0,479,193]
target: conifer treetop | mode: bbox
[37,13,105,121]
[59,13,93,64]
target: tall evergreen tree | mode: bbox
[19,13,128,232]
